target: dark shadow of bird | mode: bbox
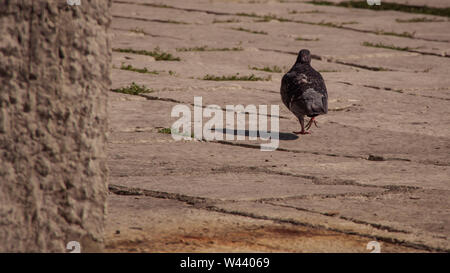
[209,128,299,140]
[280,49,328,135]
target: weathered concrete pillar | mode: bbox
[0,0,111,252]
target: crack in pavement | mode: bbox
[111,91,290,119]
[260,47,447,72]
[108,163,420,198]
[146,128,450,167]
[111,27,183,40]
[109,183,213,207]
[335,24,450,44]
[256,190,389,203]
[108,183,445,252]
[258,48,395,71]
[112,15,188,25]
[396,48,450,58]
[361,84,450,101]
[113,0,231,16]
[211,139,449,167]
[210,165,420,192]
[117,124,448,167]
[263,201,411,234]
[211,206,447,252]
[209,206,445,252]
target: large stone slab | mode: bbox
[0,1,111,252]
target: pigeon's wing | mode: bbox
[288,67,328,116]
[310,68,328,115]
[281,69,309,110]
[280,71,298,110]
[281,65,328,117]
[308,69,328,114]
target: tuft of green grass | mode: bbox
[158,127,195,138]
[130,27,146,34]
[236,12,260,18]
[250,65,284,73]
[213,18,241,23]
[236,12,292,23]
[176,46,243,52]
[111,82,153,95]
[158,128,172,134]
[370,67,391,72]
[341,21,359,25]
[362,41,412,51]
[234,11,362,31]
[253,13,292,22]
[396,17,444,23]
[112,47,181,61]
[422,67,432,73]
[306,1,450,18]
[139,2,175,9]
[289,9,323,14]
[202,73,272,81]
[316,20,343,28]
[316,20,357,28]
[120,63,159,74]
[374,29,416,38]
[163,19,189,25]
[296,36,320,41]
[231,27,268,35]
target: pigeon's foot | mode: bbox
[305,117,318,130]
[293,130,310,135]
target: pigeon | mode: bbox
[280,49,328,134]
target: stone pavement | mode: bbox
[104,0,450,252]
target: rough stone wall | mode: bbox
[0,0,111,252]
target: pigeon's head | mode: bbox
[296,49,311,64]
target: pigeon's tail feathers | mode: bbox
[291,88,327,117]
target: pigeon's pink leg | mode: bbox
[293,118,310,135]
[305,117,318,130]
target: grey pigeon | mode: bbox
[280,49,328,134]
